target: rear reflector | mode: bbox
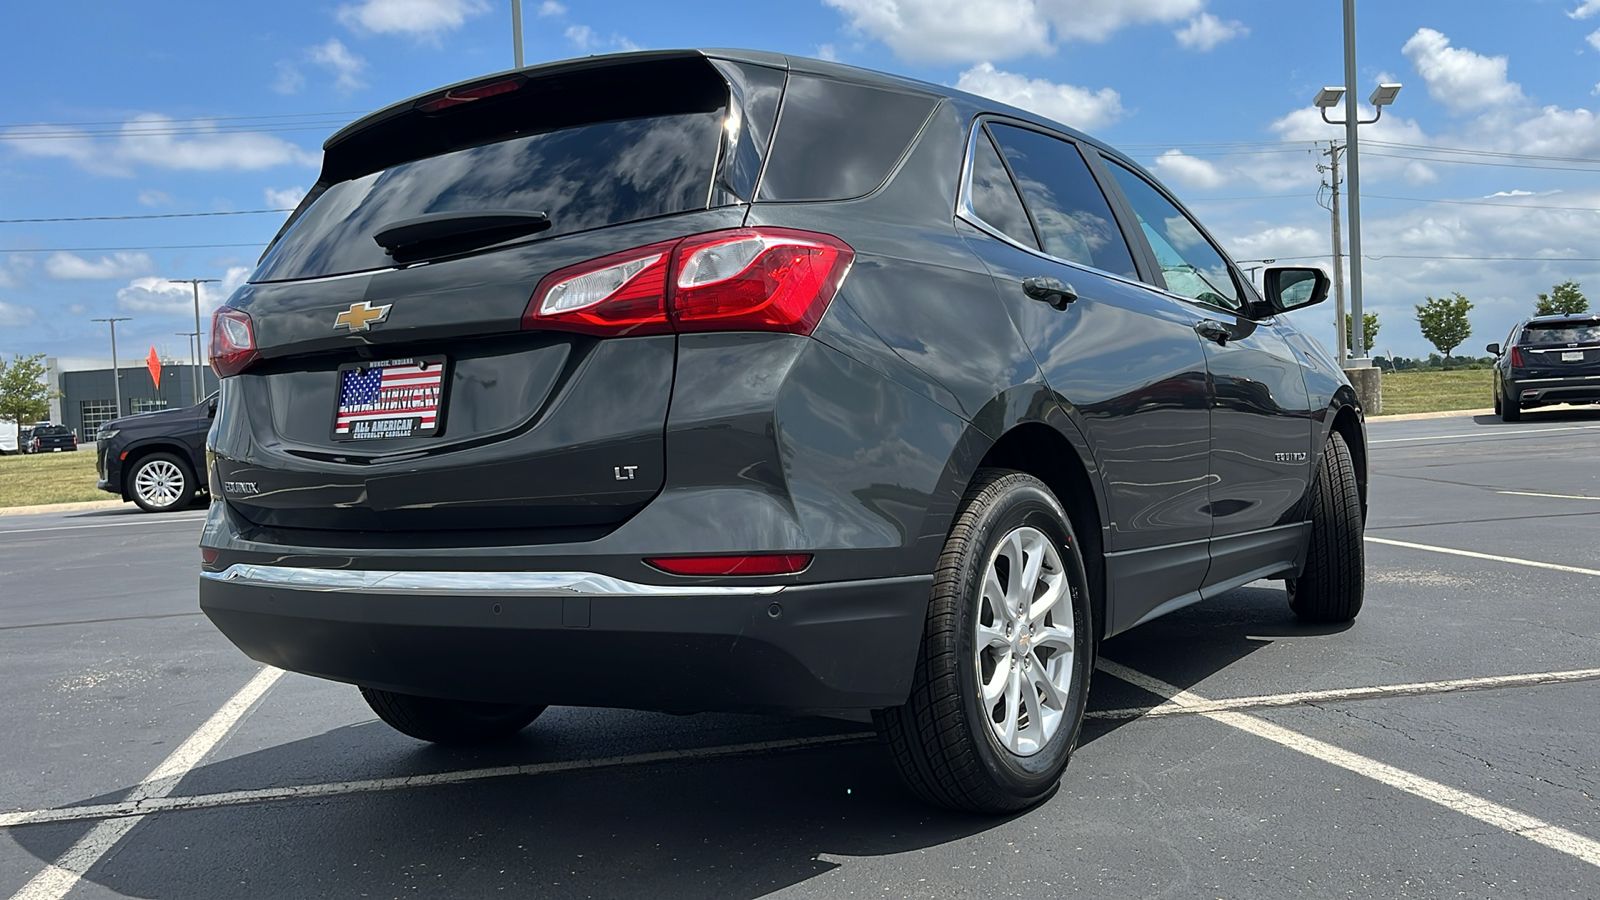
[646,554,813,576]
[524,228,854,337]
[209,306,259,377]
[200,548,220,565]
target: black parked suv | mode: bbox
[96,395,214,512]
[27,423,77,453]
[1488,314,1600,421]
[199,50,1367,813]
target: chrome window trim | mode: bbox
[202,564,786,597]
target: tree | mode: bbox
[1344,312,1380,356]
[1415,293,1474,366]
[1535,281,1588,316]
[0,353,53,424]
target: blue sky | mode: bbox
[5,0,1600,364]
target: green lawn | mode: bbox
[1375,368,1494,416]
[0,450,109,507]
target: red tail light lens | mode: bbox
[645,554,813,576]
[210,306,259,377]
[415,77,524,113]
[523,228,854,338]
[1509,346,1525,367]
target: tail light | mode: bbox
[646,554,813,576]
[524,228,854,337]
[210,306,259,377]
[1509,346,1525,367]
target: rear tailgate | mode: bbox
[1519,318,1600,378]
[211,53,783,537]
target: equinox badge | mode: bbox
[334,301,392,332]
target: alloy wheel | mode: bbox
[134,459,186,509]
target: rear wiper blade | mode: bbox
[372,210,551,262]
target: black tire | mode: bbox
[360,687,546,744]
[1287,431,1364,623]
[127,452,196,513]
[1501,385,1521,422]
[1493,381,1503,416]
[876,469,1093,814]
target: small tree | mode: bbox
[1415,293,1474,367]
[0,353,54,424]
[1535,281,1588,316]
[1344,312,1381,356]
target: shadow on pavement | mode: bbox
[1470,406,1600,426]
[9,581,1336,897]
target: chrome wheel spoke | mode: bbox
[1032,624,1075,653]
[976,622,1010,652]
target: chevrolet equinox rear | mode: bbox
[201,49,1368,814]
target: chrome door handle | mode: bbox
[1022,276,1078,310]
[1195,319,1231,346]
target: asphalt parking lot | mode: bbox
[2,409,1598,899]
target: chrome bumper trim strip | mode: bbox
[202,564,786,597]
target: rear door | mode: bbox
[1098,158,1314,591]
[956,119,1216,634]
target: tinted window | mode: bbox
[985,125,1137,278]
[1521,322,1600,344]
[1105,161,1243,311]
[254,113,723,282]
[968,130,1038,249]
[759,75,938,202]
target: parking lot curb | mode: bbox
[0,499,125,517]
[1371,408,1493,422]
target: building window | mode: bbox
[80,400,118,435]
[130,399,168,414]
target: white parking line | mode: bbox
[0,514,208,535]
[8,667,282,900]
[1366,535,1600,577]
[1369,424,1600,444]
[1096,659,1600,870]
[1496,490,1600,501]
[0,731,876,830]
[1086,666,1600,720]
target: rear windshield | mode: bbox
[253,113,724,283]
[34,425,70,436]
[1521,322,1600,345]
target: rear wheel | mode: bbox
[877,469,1093,814]
[1493,381,1503,415]
[360,687,545,744]
[128,452,196,513]
[1501,384,1521,422]
[1287,431,1364,623]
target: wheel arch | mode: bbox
[119,441,198,500]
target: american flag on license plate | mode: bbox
[335,359,444,437]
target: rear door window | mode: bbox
[758,75,938,202]
[966,129,1039,250]
[253,113,725,283]
[985,124,1137,278]
[1103,161,1244,312]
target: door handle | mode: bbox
[1022,276,1078,310]
[1195,319,1232,346]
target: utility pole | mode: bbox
[1341,0,1366,362]
[1320,141,1349,361]
[175,332,200,403]
[92,317,132,416]
[168,278,218,406]
[511,0,524,68]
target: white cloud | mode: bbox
[68,303,87,316]
[0,301,35,327]
[955,62,1124,130]
[565,24,597,49]
[1402,161,1439,185]
[1402,28,1524,114]
[265,186,307,209]
[816,43,839,61]
[310,38,368,92]
[537,0,565,15]
[337,0,489,39]
[563,24,637,53]
[1587,27,1600,51]
[138,189,172,207]
[271,60,306,95]
[45,252,155,280]
[1486,189,1535,197]
[1151,149,1230,189]
[1174,13,1246,51]
[1571,0,1600,19]
[116,270,249,316]
[7,115,320,176]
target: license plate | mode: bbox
[331,356,448,441]
[1563,351,1585,362]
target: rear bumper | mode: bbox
[199,564,932,714]
[1507,375,1600,407]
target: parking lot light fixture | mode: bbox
[1314,87,1346,109]
[1369,83,1402,108]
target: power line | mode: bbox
[0,209,292,224]
[0,110,363,128]
[0,243,261,253]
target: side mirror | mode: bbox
[1261,267,1330,314]
[1486,343,1501,356]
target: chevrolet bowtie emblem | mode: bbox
[334,301,392,332]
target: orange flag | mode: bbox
[146,347,162,389]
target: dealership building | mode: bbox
[45,356,218,439]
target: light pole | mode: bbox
[92,317,132,416]
[511,0,524,67]
[175,332,200,402]
[169,278,219,405]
